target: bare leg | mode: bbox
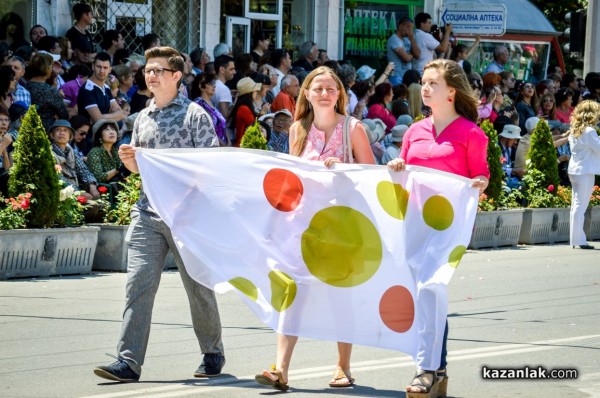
[274,333,298,383]
[336,342,352,374]
[329,342,354,386]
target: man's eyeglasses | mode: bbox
[142,68,177,76]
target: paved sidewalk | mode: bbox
[1,243,599,398]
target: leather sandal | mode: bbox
[255,368,289,391]
[406,370,439,398]
[328,368,355,388]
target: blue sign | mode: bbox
[441,4,507,36]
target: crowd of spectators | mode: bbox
[1,7,599,202]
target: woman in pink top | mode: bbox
[366,82,397,133]
[388,59,489,398]
[554,87,574,124]
[255,66,374,392]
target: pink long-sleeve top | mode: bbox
[366,103,397,133]
[400,116,490,179]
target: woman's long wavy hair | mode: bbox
[291,66,347,156]
[569,100,600,138]
[423,59,479,123]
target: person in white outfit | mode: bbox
[567,100,600,250]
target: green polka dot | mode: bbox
[377,181,409,220]
[423,195,454,231]
[228,277,258,301]
[269,270,297,312]
[448,245,467,268]
[301,206,382,288]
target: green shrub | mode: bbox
[240,120,267,150]
[104,174,141,225]
[8,107,60,227]
[524,119,561,208]
[480,120,503,201]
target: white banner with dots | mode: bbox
[136,147,478,369]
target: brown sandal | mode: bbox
[328,368,355,388]
[255,368,289,391]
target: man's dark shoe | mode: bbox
[94,357,140,382]
[194,353,226,377]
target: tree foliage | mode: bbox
[8,107,60,228]
[529,0,588,31]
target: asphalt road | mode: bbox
[1,244,599,398]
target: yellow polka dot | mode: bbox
[269,270,297,312]
[301,206,382,288]
[448,245,467,268]
[228,277,258,301]
[377,181,409,220]
[423,195,454,230]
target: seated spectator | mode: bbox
[362,118,386,164]
[515,116,543,171]
[538,93,557,120]
[267,109,292,153]
[111,64,133,103]
[228,77,261,147]
[69,115,92,159]
[49,119,103,221]
[7,101,27,141]
[61,64,92,117]
[498,124,524,189]
[366,82,396,133]
[4,55,31,107]
[514,81,538,133]
[86,119,127,185]
[29,25,48,50]
[350,80,373,120]
[391,84,409,119]
[130,68,152,114]
[272,74,299,116]
[117,112,138,148]
[25,53,69,132]
[554,88,574,124]
[71,37,94,67]
[77,52,125,124]
[382,124,408,164]
[191,72,227,145]
[292,41,317,72]
[252,73,272,117]
[0,12,28,52]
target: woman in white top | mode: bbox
[567,100,600,249]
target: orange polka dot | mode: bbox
[263,168,304,212]
[379,285,414,333]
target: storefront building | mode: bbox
[1,0,561,80]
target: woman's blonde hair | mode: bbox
[407,82,422,118]
[291,66,348,156]
[569,100,600,138]
[423,59,480,122]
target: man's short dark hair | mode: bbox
[145,46,184,72]
[214,54,234,73]
[415,12,431,29]
[398,16,413,28]
[190,47,204,66]
[270,48,289,69]
[94,52,112,65]
[73,3,92,21]
[37,36,60,52]
[141,33,160,51]
[100,30,120,50]
[584,72,600,93]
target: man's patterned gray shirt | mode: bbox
[132,94,219,212]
